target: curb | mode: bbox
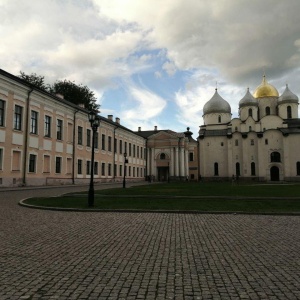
[18,199,300,216]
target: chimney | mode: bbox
[108,115,113,121]
[154,125,157,131]
[56,93,64,99]
[115,117,120,124]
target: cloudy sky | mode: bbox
[1,0,300,136]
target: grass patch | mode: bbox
[23,181,300,213]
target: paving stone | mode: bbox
[0,185,299,299]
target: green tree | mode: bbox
[19,71,99,111]
[19,71,49,91]
[49,79,99,111]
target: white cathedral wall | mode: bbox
[257,97,278,118]
[278,103,299,119]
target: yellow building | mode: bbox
[0,69,146,187]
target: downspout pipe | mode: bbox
[22,87,34,186]
[72,109,79,184]
[113,126,117,181]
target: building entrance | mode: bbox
[157,167,169,182]
[270,166,280,181]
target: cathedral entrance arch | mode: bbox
[270,166,280,181]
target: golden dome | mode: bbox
[253,75,279,98]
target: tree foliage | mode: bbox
[19,71,49,91]
[19,71,99,111]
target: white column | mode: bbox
[185,149,189,177]
[180,147,185,177]
[151,148,155,176]
[175,148,179,177]
[170,148,174,176]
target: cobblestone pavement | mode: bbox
[0,184,300,299]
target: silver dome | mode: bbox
[278,84,299,104]
[203,89,231,114]
[239,88,258,108]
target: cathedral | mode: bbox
[198,75,300,181]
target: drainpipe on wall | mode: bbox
[22,87,34,186]
[145,138,148,179]
[72,109,79,184]
[113,126,117,181]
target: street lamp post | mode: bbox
[88,111,100,207]
[123,152,128,188]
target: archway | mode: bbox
[270,166,280,181]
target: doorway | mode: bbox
[270,166,280,181]
[157,167,169,182]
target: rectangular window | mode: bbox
[87,161,91,175]
[133,167,135,177]
[94,162,98,175]
[235,139,238,146]
[133,145,136,157]
[114,164,117,176]
[78,159,82,174]
[57,119,63,140]
[29,154,37,173]
[14,105,23,130]
[86,129,91,147]
[78,126,83,145]
[94,132,99,149]
[55,157,62,173]
[140,147,143,159]
[12,151,21,171]
[30,111,38,134]
[108,163,111,176]
[0,148,3,170]
[189,152,194,161]
[45,115,51,137]
[119,165,122,176]
[125,142,127,154]
[101,163,105,176]
[251,139,254,146]
[137,168,139,177]
[0,100,5,126]
[137,146,139,158]
[108,136,112,152]
[128,166,131,176]
[129,143,131,156]
[265,139,268,145]
[102,134,106,150]
[43,155,50,173]
[119,140,123,154]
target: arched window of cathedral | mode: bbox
[266,106,270,115]
[287,106,292,119]
[297,162,300,176]
[270,152,281,162]
[249,108,253,117]
[251,162,256,176]
[236,163,240,176]
[218,115,221,123]
[214,162,219,176]
[160,153,166,160]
